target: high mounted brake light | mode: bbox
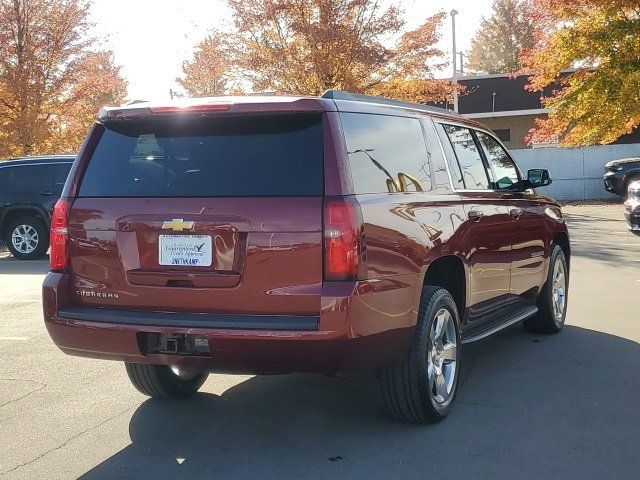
[98,103,231,120]
[98,106,151,120]
[323,197,366,281]
[150,104,231,114]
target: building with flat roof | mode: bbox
[431,72,640,150]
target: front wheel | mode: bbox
[380,286,461,423]
[524,244,569,334]
[125,362,208,399]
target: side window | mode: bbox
[54,163,72,191]
[476,132,519,190]
[422,118,453,192]
[0,168,8,187]
[442,124,490,190]
[434,123,465,189]
[7,165,53,191]
[340,113,432,194]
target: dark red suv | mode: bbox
[43,92,570,423]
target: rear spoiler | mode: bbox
[98,97,335,121]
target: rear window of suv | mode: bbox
[78,114,323,197]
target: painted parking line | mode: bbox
[0,336,30,341]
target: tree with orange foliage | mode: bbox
[524,0,640,146]
[0,0,126,158]
[178,0,451,104]
[177,33,239,97]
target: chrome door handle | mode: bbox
[468,210,484,221]
[510,208,523,219]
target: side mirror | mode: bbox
[527,169,552,188]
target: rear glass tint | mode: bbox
[79,114,323,197]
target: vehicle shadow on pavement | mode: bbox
[80,325,640,480]
[0,254,49,274]
[564,213,640,265]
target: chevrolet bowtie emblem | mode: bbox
[162,219,195,231]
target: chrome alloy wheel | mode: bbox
[427,308,457,404]
[11,224,39,254]
[551,257,567,322]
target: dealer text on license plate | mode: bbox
[159,235,212,266]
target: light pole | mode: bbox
[451,9,459,113]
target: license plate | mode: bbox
[159,235,212,266]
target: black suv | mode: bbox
[603,157,640,196]
[0,155,75,259]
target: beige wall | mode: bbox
[471,114,547,150]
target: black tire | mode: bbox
[524,244,569,334]
[379,286,461,423]
[125,362,208,399]
[5,216,49,260]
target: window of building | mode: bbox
[494,129,511,142]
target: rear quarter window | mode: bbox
[340,113,432,194]
[78,114,324,197]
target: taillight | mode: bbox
[50,199,70,272]
[323,197,365,281]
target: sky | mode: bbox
[90,0,494,102]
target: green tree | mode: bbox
[525,0,640,146]
[468,0,537,74]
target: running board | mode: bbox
[461,305,538,344]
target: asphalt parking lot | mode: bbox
[1,204,639,480]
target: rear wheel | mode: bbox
[6,216,49,260]
[524,244,568,334]
[125,362,208,399]
[380,286,461,423]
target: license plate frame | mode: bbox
[158,234,213,267]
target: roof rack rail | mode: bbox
[321,90,457,116]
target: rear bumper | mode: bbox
[57,306,319,331]
[43,273,416,373]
